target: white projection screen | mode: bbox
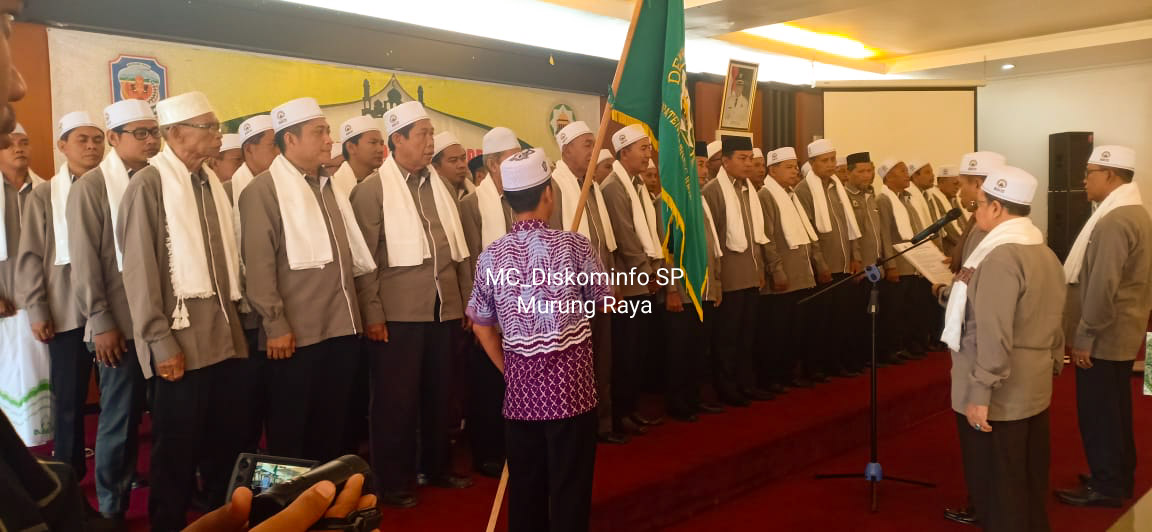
[822,89,976,182]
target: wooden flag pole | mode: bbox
[485,1,646,531]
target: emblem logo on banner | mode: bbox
[549,104,575,136]
[109,55,167,107]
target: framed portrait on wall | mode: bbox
[719,60,758,131]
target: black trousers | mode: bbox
[368,320,458,492]
[907,276,935,353]
[265,335,358,463]
[663,303,705,416]
[878,277,912,356]
[241,328,266,453]
[712,288,757,400]
[149,358,250,532]
[93,340,146,515]
[1076,360,1136,498]
[506,411,597,532]
[813,273,858,372]
[610,295,652,428]
[847,278,875,369]
[48,327,91,479]
[589,312,613,434]
[467,341,506,469]
[343,337,370,456]
[760,290,812,385]
[956,410,1050,532]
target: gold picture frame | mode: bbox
[718,60,759,132]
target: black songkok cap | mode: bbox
[721,135,753,152]
[846,152,871,165]
[468,154,485,173]
[695,140,708,157]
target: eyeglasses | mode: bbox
[175,122,222,133]
[121,127,161,140]
[1083,168,1108,178]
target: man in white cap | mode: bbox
[432,131,474,200]
[594,148,615,184]
[642,159,660,201]
[749,147,766,190]
[943,165,1065,531]
[1,122,41,318]
[554,121,626,443]
[467,147,610,532]
[705,139,723,183]
[926,164,964,257]
[873,158,930,363]
[16,110,103,481]
[214,133,243,181]
[116,91,250,531]
[349,100,474,506]
[64,99,158,524]
[460,127,519,257]
[1056,145,1152,508]
[701,135,772,404]
[795,139,863,377]
[842,152,895,371]
[601,123,663,434]
[906,160,949,352]
[333,115,385,198]
[834,155,848,182]
[758,146,827,389]
[239,97,374,464]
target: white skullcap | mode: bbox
[104,99,155,130]
[877,159,905,178]
[906,160,931,175]
[556,121,592,148]
[483,127,520,155]
[433,131,461,157]
[239,115,273,144]
[937,165,960,178]
[220,134,242,152]
[501,148,551,192]
[612,124,647,152]
[12,123,25,136]
[597,149,614,164]
[752,148,764,159]
[156,91,214,126]
[836,155,847,166]
[383,101,429,135]
[807,138,834,158]
[801,161,811,176]
[330,143,343,159]
[766,147,797,165]
[340,115,379,144]
[706,140,722,159]
[647,159,656,169]
[272,97,325,132]
[983,166,1037,206]
[1089,145,1135,171]
[58,111,100,138]
[960,151,1005,176]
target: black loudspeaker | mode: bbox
[1049,132,1093,191]
[1048,190,1092,262]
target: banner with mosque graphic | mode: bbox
[45,28,600,167]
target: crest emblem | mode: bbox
[388,114,399,126]
[618,133,627,144]
[968,159,978,169]
[510,148,535,161]
[1101,150,1111,161]
[275,110,287,124]
[109,55,167,107]
[994,178,1008,192]
[548,104,575,137]
[344,124,353,135]
[242,123,251,135]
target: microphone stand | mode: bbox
[800,232,944,512]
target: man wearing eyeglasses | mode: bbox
[63,98,159,527]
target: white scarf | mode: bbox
[878,185,915,241]
[331,161,359,201]
[591,179,617,252]
[551,160,590,239]
[942,217,1043,351]
[714,167,769,253]
[99,152,132,271]
[229,162,255,245]
[0,171,43,262]
[926,187,963,235]
[474,177,508,250]
[49,163,75,266]
[762,177,819,249]
[612,161,662,258]
[268,154,375,276]
[803,170,862,240]
[150,146,243,329]
[701,198,723,258]
[377,156,468,267]
[908,186,934,233]
[1064,183,1143,283]
[458,177,476,199]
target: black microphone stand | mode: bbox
[799,232,944,512]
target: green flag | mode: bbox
[612,0,709,319]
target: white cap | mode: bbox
[556,121,592,148]
[597,149,614,164]
[58,111,100,138]
[340,115,379,144]
[801,161,811,176]
[12,123,25,136]
[239,115,273,144]
[156,91,214,126]
[501,148,551,192]
[272,97,325,132]
[330,143,343,159]
[938,165,959,178]
[752,148,764,159]
[877,159,904,178]
[706,140,722,159]
[906,160,931,175]
[647,159,656,169]
[612,124,647,152]
[104,99,155,130]
[960,151,1006,176]
[983,166,1037,206]
[836,155,847,166]
[483,127,520,155]
[766,147,797,164]
[807,138,834,158]
[220,134,243,152]
[383,101,429,135]
[1088,145,1135,171]
[433,131,461,157]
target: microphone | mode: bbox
[911,208,963,244]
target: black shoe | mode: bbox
[1054,485,1124,507]
[669,412,699,423]
[765,382,787,394]
[620,417,648,435]
[698,402,726,414]
[1078,473,1092,485]
[809,372,830,383]
[792,377,815,388]
[743,388,776,401]
[906,351,928,360]
[721,395,750,407]
[429,474,473,489]
[380,490,418,509]
[416,472,429,486]
[841,368,864,377]
[631,413,664,426]
[928,341,949,352]
[475,461,504,478]
[598,431,631,444]
[942,506,978,526]
[130,472,148,490]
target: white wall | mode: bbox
[977,61,1152,233]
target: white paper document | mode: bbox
[893,242,954,286]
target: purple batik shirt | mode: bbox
[466,218,612,421]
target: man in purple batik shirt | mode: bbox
[468,148,611,532]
